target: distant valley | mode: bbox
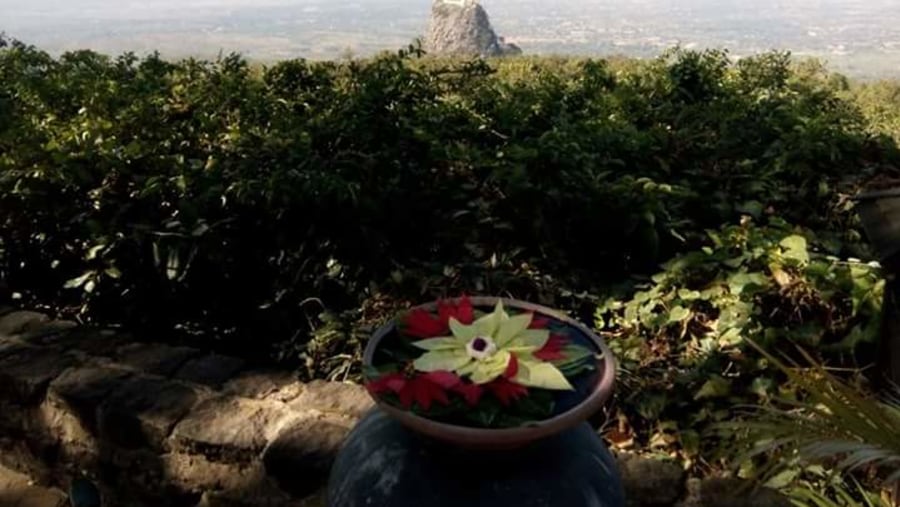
[2,0,899,78]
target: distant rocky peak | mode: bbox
[438,0,477,7]
[425,0,522,57]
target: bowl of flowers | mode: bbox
[363,296,616,449]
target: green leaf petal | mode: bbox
[514,360,574,390]
[449,318,478,341]
[495,313,533,346]
[509,329,550,349]
[64,272,93,289]
[779,235,810,264]
[694,375,732,400]
[505,346,540,357]
[412,337,462,351]
[668,305,691,323]
[727,271,770,295]
[474,304,503,337]
[457,361,479,376]
[469,350,511,385]
[552,345,595,370]
[414,351,472,372]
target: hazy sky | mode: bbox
[2,0,899,76]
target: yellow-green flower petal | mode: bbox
[469,350,511,385]
[508,329,550,349]
[449,317,478,341]
[473,301,507,337]
[457,361,479,376]
[514,359,574,390]
[409,301,576,392]
[504,345,540,355]
[495,313,533,346]
[414,351,472,372]
[473,313,497,337]
[412,337,463,351]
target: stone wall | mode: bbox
[0,307,787,507]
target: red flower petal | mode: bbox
[423,371,462,389]
[404,308,448,338]
[386,374,456,411]
[455,296,474,325]
[487,378,529,406]
[412,381,432,410]
[437,300,455,326]
[427,382,450,408]
[411,376,450,411]
[398,383,416,408]
[503,353,519,379]
[453,382,484,406]
[534,334,568,361]
[384,376,407,393]
[529,315,550,329]
[366,373,406,395]
[438,296,474,326]
[403,296,474,338]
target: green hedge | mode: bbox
[596,219,884,461]
[1,38,896,367]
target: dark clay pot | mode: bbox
[855,190,900,386]
[327,410,626,507]
[325,298,624,507]
[855,188,900,263]
[362,297,617,449]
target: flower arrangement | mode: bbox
[365,297,599,428]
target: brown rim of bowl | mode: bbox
[362,296,617,447]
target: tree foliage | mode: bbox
[4,36,900,496]
[0,39,897,372]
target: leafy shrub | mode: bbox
[724,345,900,505]
[595,219,884,464]
[0,38,897,371]
[847,79,900,145]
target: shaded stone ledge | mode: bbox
[171,396,300,463]
[0,309,790,507]
[0,463,66,507]
[0,310,369,505]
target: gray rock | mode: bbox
[163,452,270,498]
[46,366,133,433]
[0,335,31,360]
[16,320,78,344]
[263,417,353,497]
[0,436,55,485]
[174,353,245,388]
[0,463,67,507]
[288,380,373,419]
[171,396,297,463]
[425,0,522,57]
[0,311,50,338]
[116,342,200,377]
[65,329,129,357]
[98,375,205,451]
[677,478,792,507]
[188,471,307,507]
[0,347,78,404]
[617,453,686,507]
[223,369,302,402]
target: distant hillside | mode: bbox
[2,0,900,77]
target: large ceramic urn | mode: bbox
[326,297,625,507]
[855,189,900,387]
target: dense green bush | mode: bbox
[595,219,884,464]
[1,39,897,370]
[847,79,900,145]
